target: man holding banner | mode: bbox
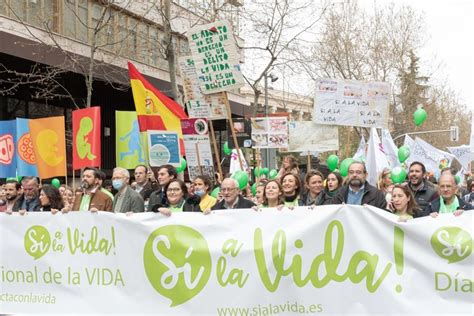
[407,162,438,215]
[425,174,473,217]
[71,168,113,212]
[12,176,41,213]
[327,162,387,209]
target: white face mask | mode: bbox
[194,189,205,197]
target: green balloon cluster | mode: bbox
[223,142,232,155]
[251,183,257,196]
[51,178,61,189]
[254,167,264,177]
[391,167,407,184]
[268,169,278,179]
[231,170,248,190]
[327,154,339,171]
[176,157,187,173]
[413,108,427,126]
[397,146,410,163]
[339,158,354,177]
[210,187,220,198]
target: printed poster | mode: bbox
[228,118,252,148]
[314,79,390,128]
[251,117,288,149]
[147,131,180,167]
[181,118,215,180]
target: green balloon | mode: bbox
[17,176,23,183]
[231,170,248,190]
[254,167,263,177]
[51,178,61,189]
[413,108,427,126]
[251,183,257,196]
[210,187,220,198]
[397,145,410,163]
[176,157,187,173]
[223,142,232,155]
[262,168,269,176]
[327,154,339,171]
[339,158,354,177]
[391,167,407,184]
[454,175,461,185]
[268,169,278,179]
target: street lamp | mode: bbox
[264,72,278,168]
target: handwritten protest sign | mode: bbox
[187,21,244,94]
[314,79,390,128]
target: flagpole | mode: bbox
[209,120,223,181]
[195,142,203,175]
[222,92,244,171]
[307,154,311,172]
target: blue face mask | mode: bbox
[112,179,124,191]
[194,189,205,197]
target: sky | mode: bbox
[362,0,474,109]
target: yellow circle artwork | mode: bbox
[37,129,63,166]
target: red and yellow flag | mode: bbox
[72,106,101,170]
[128,62,187,154]
[29,116,66,179]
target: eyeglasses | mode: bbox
[348,170,364,175]
[221,187,237,193]
[167,188,182,193]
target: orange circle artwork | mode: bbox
[18,133,36,164]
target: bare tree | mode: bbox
[237,0,330,116]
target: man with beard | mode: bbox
[71,167,113,212]
[407,161,438,217]
[327,161,387,209]
[12,177,41,213]
[4,179,21,213]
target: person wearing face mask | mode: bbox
[192,175,216,211]
[71,167,113,212]
[112,167,144,214]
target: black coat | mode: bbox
[325,182,387,210]
[212,195,255,210]
[423,196,473,216]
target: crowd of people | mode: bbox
[1,158,473,221]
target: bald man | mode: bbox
[425,174,473,217]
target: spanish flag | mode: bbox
[128,62,187,154]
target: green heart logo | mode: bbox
[143,225,212,306]
[24,225,51,260]
[431,227,472,264]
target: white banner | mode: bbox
[381,128,401,168]
[314,79,390,128]
[448,145,473,170]
[288,121,339,152]
[1,206,472,314]
[406,137,455,173]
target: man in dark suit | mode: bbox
[212,178,255,210]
